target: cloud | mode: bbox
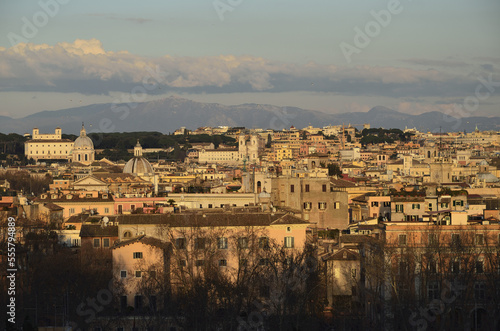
[0,39,497,101]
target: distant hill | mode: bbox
[1,97,499,134]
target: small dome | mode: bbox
[74,124,94,149]
[123,140,153,174]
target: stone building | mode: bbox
[271,177,349,229]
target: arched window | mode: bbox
[78,154,81,161]
[257,181,262,193]
[123,231,132,238]
[85,154,88,161]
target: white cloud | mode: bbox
[0,39,495,102]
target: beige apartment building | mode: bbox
[271,177,349,229]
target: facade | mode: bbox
[112,235,170,309]
[198,148,239,165]
[239,132,265,163]
[35,191,115,219]
[71,124,95,165]
[24,127,73,161]
[271,177,349,229]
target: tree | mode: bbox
[147,224,324,330]
[327,163,342,178]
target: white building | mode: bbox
[24,127,74,161]
[72,124,95,165]
[239,132,265,163]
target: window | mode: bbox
[451,261,460,274]
[474,283,486,300]
[93,238,100,248]
[179,259,187,267]
[259,237,269,249]
[103,238,110,248]
[322,184,327,192]
[217,237,228,249]
[476,234,484,245]
[208,204,213,208]
[399,234,407,246]
[195,238,206,250]
[69,208,75,214]
[428,282,440,300]
[134,295,142,310]
[175,238,186,250]
[219,259,227,267]
[120,270,127,278]
[290,185,294,193]
[396,204,404,213]
[284,236,294,248]
[259,258,269,266]
[371,201,379,207]
[412,203,420,210]
[149,270,156,278]
[238,237,249,249]
[133,252,143,259]
[318,202,327,210]
[351,268,357,278]
[303,202,312,210]
[428,203,433,211]
[334,202,340,209]
[195,259,205,267]
[104,208,109,214]
[135,270,142,278]
[305,184,310,192]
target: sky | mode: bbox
[0,0,499,119]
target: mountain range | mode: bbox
[1,96,499,135]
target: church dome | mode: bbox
[123,140,154,174]
[74,124,94,149]
[123,158,154,174]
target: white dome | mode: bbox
[123,140,153,174]
[74,136,94,149]
[123,157,154,174]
